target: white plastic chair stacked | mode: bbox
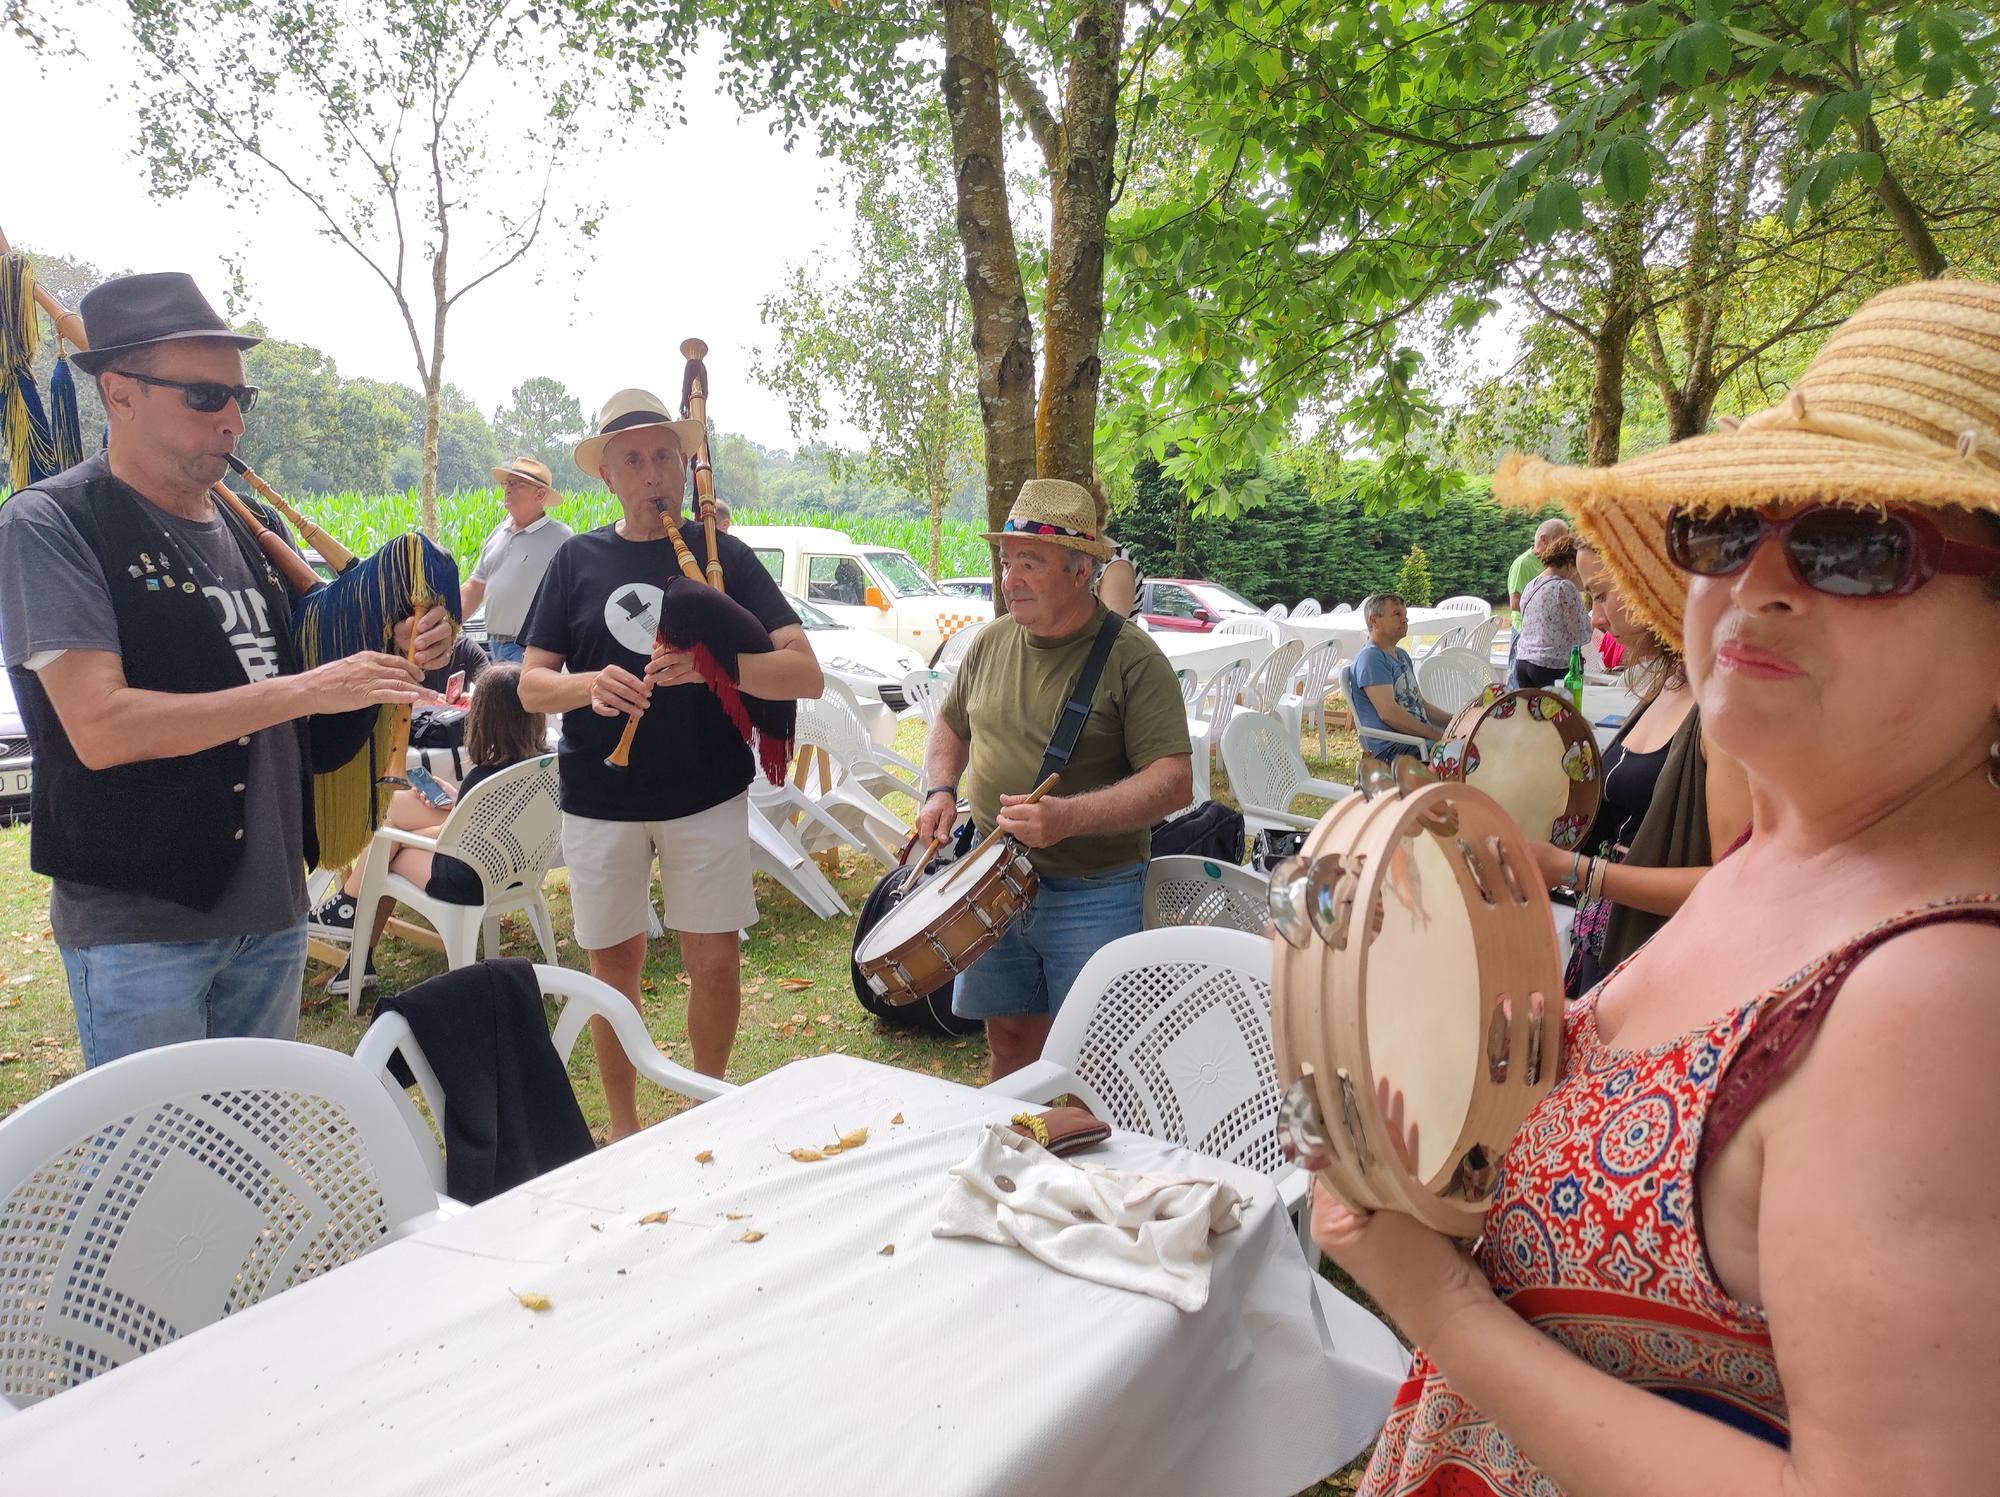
[1416,646,1492,717]
[1243,637,1305,714]
[1290,597,1323,619]
[1186,657,1253,805]
[354,964,735,1202]
[1264,602,1289,620]
[900,666,950,729]
[1276,639,1343,760]
[793,697,911,868]
[821,676,923,787]
[1462,612,1505,670]
[1142,855,1270,934]
[1435,594,1492,617]
[1220,711,1353,837]
[1417,622,1469,659]
[1214,615,1280,649]
[0,1038,446,1410]
[931,616,988,674]
[983,927,1410,1448]
[348,755,564,1013]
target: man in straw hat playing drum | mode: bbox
[463,455,572,664]
[0,271,453,1067]
[517,388,821,1136]
[916,478,1193,1081]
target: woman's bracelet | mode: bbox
[1566,849,1584,893]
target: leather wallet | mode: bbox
[1007,1105,1111,1157]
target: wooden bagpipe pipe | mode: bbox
[603,338,793,785]
[0,227,458,868]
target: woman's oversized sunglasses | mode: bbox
[110,369,260,415]
[1666,504,2000,599]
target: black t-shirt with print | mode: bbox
[520,519,799,821]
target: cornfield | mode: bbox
[299,489,993,579]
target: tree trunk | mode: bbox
[1856,114,1947,278]
[418,242,449,538]
[1036,0,1124,483]
[1586,203,1644,466]
[941,0,1038,613]
[927,447,945,578]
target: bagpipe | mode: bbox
[604,338,793,785]
[0,229,458,869]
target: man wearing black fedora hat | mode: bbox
[0,271,456,1067]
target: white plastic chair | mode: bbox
[1176,667,1205,711]
[1416,646,1491,717]
[1214,615,1280,646]
[1221,711,1353,837]
[1142,855,1270,933]
[823,676,921,785]
[1462,613,1504,662]
[746,808,852,918]
[1243,638,1304,713]
[347,755,564,1014]
[931,617,987,672]
[983,927,1415,1417]
[793,698,910,868]
[1436,594,1492,617]
[900,666,950,729]
[1276,640,1343,760]
[1341,663,1435,764]
[354,964,735,1201]
[1416,622,1469,659]
[1290,597,1323,619]
[0,1038,446,1410]
[1264,602,1289,620]
[1186,657,1252,805]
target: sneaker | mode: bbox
[309,891,357,940]
[327,957,377,997]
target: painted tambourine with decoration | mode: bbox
[1269,756,1566,1239]
[1430,686,1602,851]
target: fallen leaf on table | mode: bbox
[878,1244,895,1256]
[515,1291,552,1312]
[694,1149,714,1164]
[725,1212,747,1221]
[590,1222,604,1233]
[838,1126,869,1150]
[820,1141,844,1156]
[639,1210,672,1225]
[787,1147,826,1163]
[779,977,814,992]
[891,1113,905,1126]
[738,1229,765,1244]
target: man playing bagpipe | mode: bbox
[519,387,822,1136]
[0,272,455,1067]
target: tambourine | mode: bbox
[1430,686,1602,850]
[1269,756,1565,1238]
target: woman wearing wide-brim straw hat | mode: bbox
[1307,278,2000,1496]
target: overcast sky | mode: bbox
[1,13,866,452]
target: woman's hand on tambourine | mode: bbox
[1529,841,1574,888]
[392,604,457,672]
[589,664,652,718]
[997,791,1069,847]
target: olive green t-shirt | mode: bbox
[941,605,1192,877]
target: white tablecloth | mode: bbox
[1283,606,1465,658]
[2,1056,1370,1496]
[1151,629,1275,682]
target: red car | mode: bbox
[1138,578,1268,632]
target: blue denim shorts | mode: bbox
[487,639,526,665]
[952,861,1146,1020]
[61,921,309,1069]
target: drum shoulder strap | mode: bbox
[1038,611,1126,787]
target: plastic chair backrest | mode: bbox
[932,617,987,670]
[1195,658,1253,734]
[0,1038,440,1408]
[1039,928,1282,1175]
[1416,647,1491,716]
[1430,624,1468,652]
[1264,602,1289,619]
[1142,855,1269,933]
[1289,639,1342,700]
[1221,709,1311,812]
[1291,598,1323,619]
[900,667,949,725]
[1244,638,1304,711]
[430,755,562,899]
[1177,668,1204,710]
[1215,615,1278,642]
[1463,614,1503,658]
[795,697,877,786]
[1436,595,1491,616]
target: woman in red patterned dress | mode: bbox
[1316,280,2000,1496]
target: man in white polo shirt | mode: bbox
[462,456,572,663]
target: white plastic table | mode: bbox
[1281,606,1463,660]
[1151,628,1275,683]
[0,1055,1377,1496]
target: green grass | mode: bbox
[0,713,1374,1492]
[300,488,995,582]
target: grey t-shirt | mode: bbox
[470,513,572,637]
[0,486,308,947]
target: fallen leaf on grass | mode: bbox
[694,1150,714,1164]
[639,1210,672,1225]
[514,1291,552,1312]
[737,1229,765,1244]
[8,973,33,986]
[0,998,19,1009]
[878,1244,895,1256]
[0,1053,20,1065]
[778,977,814,992]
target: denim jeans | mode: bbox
[61,920,310,1068]
[487,639,526,664]
[952,862,1146,1020]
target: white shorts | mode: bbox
[563,794,758,949]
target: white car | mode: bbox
[0,670,30,825]
[736,525,982,662]
[784,590,926,712]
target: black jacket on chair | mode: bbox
[372,959,596,1204]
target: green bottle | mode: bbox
[1565,645,1585,711]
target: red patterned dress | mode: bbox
[1360,898,2000,1496]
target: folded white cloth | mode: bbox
[933,1124,1245,1312]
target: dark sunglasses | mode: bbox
[1666,504,2000,599]
[110,369,260,415]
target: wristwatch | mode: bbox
[920,785,959,802]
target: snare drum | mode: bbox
[1269,758,1565,1237]
[852,840,1039,1005]
[1430,686,1602,850]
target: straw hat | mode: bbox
[983,478,1114,561]
[573,388,706,480]
[490,455,556,493]
[1493,278,2000,652]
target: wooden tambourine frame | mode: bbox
[1432,686,1603,851]
[1270,757,1565,1238]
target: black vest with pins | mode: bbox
[9,458,376,911]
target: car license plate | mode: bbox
[4,768,29,797]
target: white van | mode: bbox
[733,525,991,663]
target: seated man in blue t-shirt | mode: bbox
[1348,592,1451,762]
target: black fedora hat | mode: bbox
[69,272,261,376]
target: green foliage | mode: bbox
[1394,546,1436,609]
[492,377,591,491]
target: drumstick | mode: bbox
[940,772,1060,889]
[901,834,943,871]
